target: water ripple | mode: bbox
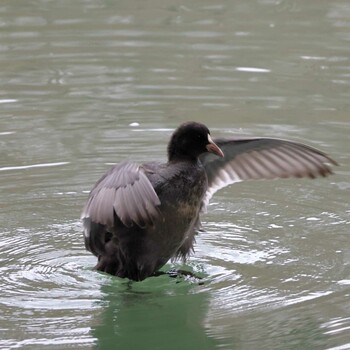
[0,221,102,312]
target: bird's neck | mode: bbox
[167,152,199,164]
[167,140,200,163]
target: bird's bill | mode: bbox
[206,135,224,158]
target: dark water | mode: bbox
[1,1,349,349]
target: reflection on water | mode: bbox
[93,281,218,350]
[1,0,349,349]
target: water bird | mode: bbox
[82,121,337,281]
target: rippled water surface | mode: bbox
[1,0,349,349]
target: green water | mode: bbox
[0,0,349,349]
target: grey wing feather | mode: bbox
[199,137,338,208]
[81,161,161,228]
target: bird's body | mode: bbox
[83,160,207,280]
[82,122,337,281]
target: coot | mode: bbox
[81,122,337,281]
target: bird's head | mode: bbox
[167,121,224,162]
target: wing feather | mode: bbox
[81,161,161,228]
[200,137,337,207]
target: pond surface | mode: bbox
[0,0,349,349]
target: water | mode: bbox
[1,0,349,349]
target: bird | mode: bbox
[81,121,337,281]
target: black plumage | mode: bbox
[81,121,337,281]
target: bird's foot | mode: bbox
[152,269,204,284]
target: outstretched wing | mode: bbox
[199,137,338,207]
[81,161,161,228]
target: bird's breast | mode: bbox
[156,166,207,228]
